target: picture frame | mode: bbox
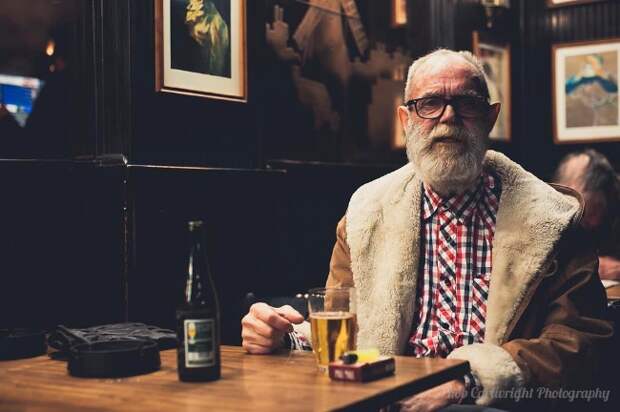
[391,0,407,28]
[552,38,620,144]
[546,0,603,8]
[155,0,247,102]
[472,31,511,142]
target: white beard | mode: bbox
[406,121,488,197]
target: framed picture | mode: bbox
[155,0,247,102]
[391,0,407,28]
[552,38,620,144]
[546,0,603,7]
[472,31,511,142]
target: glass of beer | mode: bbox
[307,287,357,371]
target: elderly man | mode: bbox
[241,49,612,410]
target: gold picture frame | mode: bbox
[546,0,603,7]
[552,38,620,144]
[155,0,247,102]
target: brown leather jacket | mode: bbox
[323,151,613,408]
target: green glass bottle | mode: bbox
[176,221,221,382]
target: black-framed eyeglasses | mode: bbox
[404,95,490,119]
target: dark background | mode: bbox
[0,0,618,344]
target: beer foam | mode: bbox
[310,311,355,319]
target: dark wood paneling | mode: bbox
[514,0,620,178]
[126,166,287,344]
[266,160,398,293]
[128,0,264,168]
[0,159,126,329]
[75,0,132,158]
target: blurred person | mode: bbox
[241,49,612,411]
[553,149,620,280]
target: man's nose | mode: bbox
[439,103,457,123]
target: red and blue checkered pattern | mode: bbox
[409,172,500,358]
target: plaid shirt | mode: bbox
[409,172,500,358]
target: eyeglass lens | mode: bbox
[415,96,487,119]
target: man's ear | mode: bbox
[485,102,501,135]
[398,105,410,131]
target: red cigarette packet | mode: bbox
[328,356,395,382]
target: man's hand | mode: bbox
[599,256,620,281]
[398,379,466,412]
[241,303,304,354]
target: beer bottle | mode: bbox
[176,220,221,382]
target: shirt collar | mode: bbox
[422,172,498,223]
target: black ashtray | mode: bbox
[0,328,47,360]
[68,339,161,378]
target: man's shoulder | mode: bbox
[348,163,419,211]
[485,150,584,228]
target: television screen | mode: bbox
[0,74,45,127]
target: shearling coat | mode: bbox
[306,151,613,407]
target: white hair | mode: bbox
[403,49,489,101]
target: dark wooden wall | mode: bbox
[0,159,126,329]
[127,0,265,168]
[77,0,415,167]
[513,0,620,179]
[126,166,286,344]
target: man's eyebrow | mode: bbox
[416,90,484,99]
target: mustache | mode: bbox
[429,125,467,140]
[419,125,469,152]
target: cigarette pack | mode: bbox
[328,356,395,382]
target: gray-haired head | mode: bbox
[404,49,490,102]
[554,149,619,197]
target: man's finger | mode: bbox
[275,305,305,324]
[242,340,273,355]
[250,317,285,339]
[251,303,293,332]
[242,330,282,348]
[244,309,286,336]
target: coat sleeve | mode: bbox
[501,238,613,386]
[292,216,353,344]
[450,229,613,406]
[325,216,354,288]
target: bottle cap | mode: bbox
[341,352,358,364]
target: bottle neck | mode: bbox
[185,226,207,305]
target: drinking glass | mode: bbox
[307,287,357,371]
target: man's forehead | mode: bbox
[410,57,481,97]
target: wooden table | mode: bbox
[607,284,620,301]
[0,346,469,411]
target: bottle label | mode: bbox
[184,319,215,368]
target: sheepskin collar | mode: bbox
[345,150,582,355]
